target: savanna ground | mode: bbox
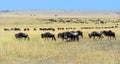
[0,15,120,64]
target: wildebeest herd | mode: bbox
[4,28,55,31]
[14,30,116,42]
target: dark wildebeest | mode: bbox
[11,28,14,30]
[34,28,37,31]
[41,32,56,41]
[100,30,116,40]
[24,28,30,31]
[4,28,10,31]
[14,28,21,31]
[88,31,103,40]
[15,32,30,40]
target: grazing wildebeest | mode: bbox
[41,32,56,41]
[24,28,30,31]
[100,30,116,40]
[34,28,37,31]
[14,28,21,31]
[15,32,30,40]
[88,31,103,40]
[58,31,83,42]
[4,28,10,31]
[11,28,14,30]
[57,28,64,30]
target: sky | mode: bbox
[0,0,120,10]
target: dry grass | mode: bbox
[0,15,120,64]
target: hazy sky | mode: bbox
[0,0,120,10]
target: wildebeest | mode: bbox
[58,30,83,42]
[41,32,56,41]
[4,28,10,31]
[15,32,30,40]
[100,30,116,40]
[57,28,64,30]
[34,28,37,31]
[88,31,103,40]
[24,28,30,31]
[14,28,21,31]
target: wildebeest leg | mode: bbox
[110,36,111,40]
[45,37,47,41]
[93,36,95,40]
[114,37,116,40]
[24,38,26,40]
[15,37,18,39]
[70,37,72,42]
[70,37,73,42]
[47,37,49,41]
[62,38,64,41]
[46,37,49,41]
[24,37,28,40]
[17,38,21,40]
[74,37,76,41]
[81,35,83,38]
[27,37,30,40]
[71,37,74,42]
[99,36,102,40]
[53,37,56,41]
[114,34,116,40]
[107,36,109,40]
[99,36,100,40]
[77,36,79,41]
[113,36,116,40]
[51,37,54,40]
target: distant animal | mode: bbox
[100,30,116,40]
[11,28,14,30]
[4,28,10,31]
[15,32,30,40]
[88,31,103,40]
[57,28,64,30]
[24,28,30,31]
[41,32,56,41]
[14,28,21,31]
[34,28,37,31]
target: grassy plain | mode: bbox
[0,15,120,64]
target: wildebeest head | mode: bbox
[77,30,83,37]
[88,33,92,38]
[41,34,44,38]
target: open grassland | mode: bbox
[0,15,120,64]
